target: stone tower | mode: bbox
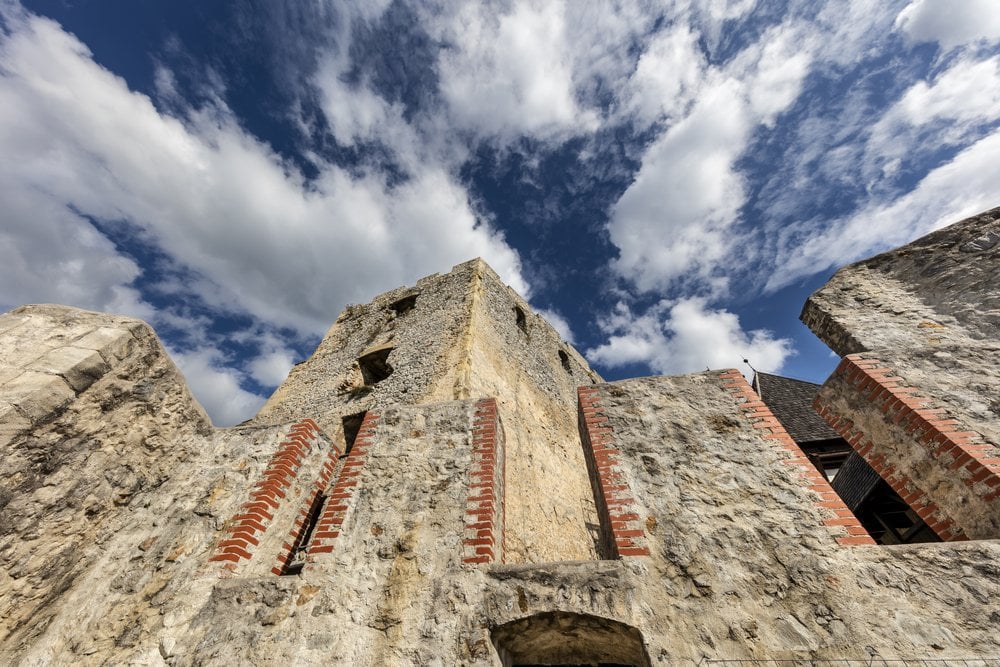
[0,216,999,665]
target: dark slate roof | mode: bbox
[831,452,881,511]
[754,372,841,443]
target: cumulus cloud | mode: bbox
[895,0,1000,52]
[432,1,598,141]
[0,9,528,423]
[0,11,527,330]
[586,298,793,377]
[616,24,704,126]
[609,21,812,294]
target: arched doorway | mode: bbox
[490,611,651,667]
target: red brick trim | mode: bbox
[814,355,1000,541]
[577,386,650,558]
[209,419,329,572]
[463,398,506,565]
[306,412,380,561]
[271,443,342,576]
[719,370,875,546]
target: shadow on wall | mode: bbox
[490,611,651,667]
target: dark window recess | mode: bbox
[491,611,651,667]
[389,293,418,315]
[282,492,327,575]
[558,350,572,372]
[514,306,527,334]
[358,347,394,384]
[341,411,366,458]
[800,438,852,482]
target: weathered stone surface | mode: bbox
[805,209,1000,544]
[27,345,111,393]
[2,370,76,422]
[0,227,998,665]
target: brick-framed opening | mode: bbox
[719,370,876,546]
[577,386,650,558]
[209,418,338,575]
[306,411,380,562]
[463,398,506,565]
[814,354,1000,541]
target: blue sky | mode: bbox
[2,0,999,425]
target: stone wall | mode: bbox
[804,209,1000,544]
[2,229,999,665]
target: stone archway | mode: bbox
[490,611,651,667]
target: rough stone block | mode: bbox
[73,327,136,363]
[0,400,30,446]
[2,370,75,423]
[0,366,23,385]
[27,346,111,393]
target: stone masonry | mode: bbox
[0,211,999,665]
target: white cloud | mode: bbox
[859,54,1000,192]
[249,349,296,388]
[608,20,813,294]
[169,347,266,427]
[609,76,750,293]
[769,128,1000,290]
[432,0,599,141]
[894,55,1000,127]
[536,308,575,343]
[586,298,793,377]
[895,0,1000,52]
[617,25,705,126]
[0,11,528,334]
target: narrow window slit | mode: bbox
[513,306,527,334]
[558,349,572,372]
[282,492,327,575]
[341,411,366,458]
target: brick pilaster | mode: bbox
[463,398,505,565]
[578,386,650,558]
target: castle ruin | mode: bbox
[0,208,998,665]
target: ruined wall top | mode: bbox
[801,206,1000,356]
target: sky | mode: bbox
[1,0,999,426]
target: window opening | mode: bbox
[558,350,572,373]
[341,411,366,458]
[282,492,326,575]
[358,345,394,385]
[514,306,527,334]
[389,293,418,315]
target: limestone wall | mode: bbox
[461,262,601,563]
[252,261,479,432]
[804,209,1000,544]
